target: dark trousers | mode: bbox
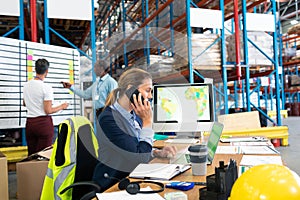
[25,116,54,155]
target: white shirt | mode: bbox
[23,80,53,117]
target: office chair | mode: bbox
[41,116,101,200]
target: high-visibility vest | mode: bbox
[40,116,99,200]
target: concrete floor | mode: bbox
[7,116,300,199]
[276,116,300,175]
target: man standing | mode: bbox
[62,60,118,117]
[23,58,69,155]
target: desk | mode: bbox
[105,141,281,199]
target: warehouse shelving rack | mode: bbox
[231,0,283,125]
[97,0,285,125]
[281,34,300,114]
[0,0,289,128]
[97,0,228,117]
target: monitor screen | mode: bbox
[152,83,215,133]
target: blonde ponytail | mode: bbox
[105,88,121,107]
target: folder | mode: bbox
[129,163,191,180]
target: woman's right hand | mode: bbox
[131,93,152,128]
[61,102,69,110]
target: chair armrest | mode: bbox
[60,181,101,200]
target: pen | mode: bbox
[193,182,206,186]
[145,180,206,186]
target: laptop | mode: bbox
[206,122,224,164]
[170,122,224,165]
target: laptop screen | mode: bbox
[169,122,224,165]
[207,122,224,163]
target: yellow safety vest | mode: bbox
[40,116,99,200]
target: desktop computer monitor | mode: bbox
[152,83,215,134]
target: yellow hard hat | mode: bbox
[229,164,300,200]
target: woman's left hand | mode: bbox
[154,146,177,158]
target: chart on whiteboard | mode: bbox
[0,37,81,129]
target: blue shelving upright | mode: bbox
[226,0,283,125]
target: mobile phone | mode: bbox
[125,86,145,105]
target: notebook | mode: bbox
[129,163,191,180]
[170,122,224,165]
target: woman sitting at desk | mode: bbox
[92,68,176,192]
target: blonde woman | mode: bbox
[92,68,176,192]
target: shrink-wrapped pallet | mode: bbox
[287,23,300,35]
[131,54,185,79]
[226,31,273,66]
[174,33,221,70]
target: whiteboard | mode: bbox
[0,37,81,129]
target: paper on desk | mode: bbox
[216,146,241,154]
[230,141,271,146]
[220,136,267,143]
[164,138,199,144]
[216,146,279,154]
[96,186,164,200]
[240,146,279,154]
[240,155,283,166]
[238,155,283,177]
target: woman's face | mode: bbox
[137,78,153,100]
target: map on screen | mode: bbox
[155,85,211,122]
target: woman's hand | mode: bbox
[131,93,152,128]
[153,146,177,158]
[61,102,69,110]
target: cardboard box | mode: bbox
[0,152,9,200]
[218,111,261,131]
[16,148,52,200]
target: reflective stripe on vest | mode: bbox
[53,118,76,200]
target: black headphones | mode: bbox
[104,173,164,195]
[118,178,165,195]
